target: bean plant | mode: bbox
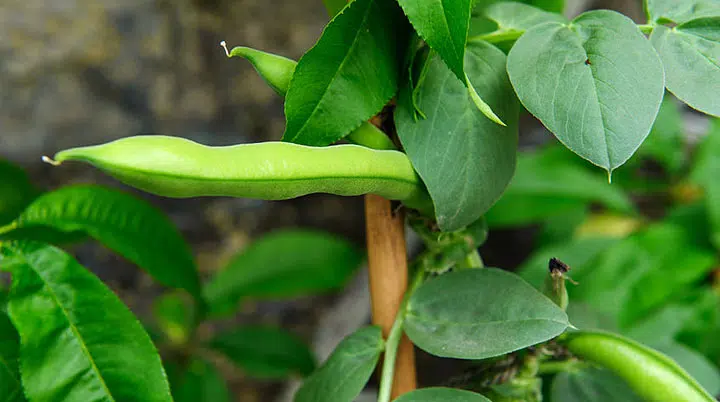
[2,0,720,401]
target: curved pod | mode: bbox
[565,331,715,402]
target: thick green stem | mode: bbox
[638,24,654,35]
[537,359,587,375]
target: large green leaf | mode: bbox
[396,41,518,231]
[551,367,643,402]
[0,309,24,402]
[204,229,363,316]
[0,159,38,226]
[645,0,720,24]
[0,241,171,401]
[165,358,230,402]
[404,268,568,359]
[282,0,408,145]
[507,10,665,173]
[650,18,720,117]
[294,326,383,402]
[4,185,201,299]
[393,387,491,402]
[208,326,315,379]
[485,145,634,228]
[152,291,194,345]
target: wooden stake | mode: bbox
[365,194,417,397]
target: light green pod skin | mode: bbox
[565,331,715,402]
[225,44,296,97]
[48,136,432,212]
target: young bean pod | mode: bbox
[44,135,432,212]
[564,330,715,402]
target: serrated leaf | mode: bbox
[166,358,230,402]
[294,326,383,402]
[5,185,201,299]
[208,326,315,379]
[483,2,566,32]
[322,0,347,17]
[1,241,172,401]
[404,269,569,359]
[650,18,720,117]
[485,145,635,228]
[0,309,25,402]
[282,0,409,146]
[204,229,363,316]
[396,41,518,231]
[507,10,665,173]
[551,367,643,402]
[645,0,720,24]
[393,387,491,402]
[0,159,38,226]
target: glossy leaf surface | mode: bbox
[294,326,383,402]
[208,326,315,379]
[396,41,518,231]
[8,185,201,299]
[283,0,408,145]
[204,229,362,315]
[404,268,568,359]
[1,241,171,402]
[651,18,720,117]
[508,10,665,172]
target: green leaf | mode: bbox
[677,290,720,364]
[483,2,566,33]
[166,358,230,402]
[404,268,569,359]
[645,0,720,24]
[282,0,408,145]
[625,304,697,345]
[393,387,491,402]
[0,241,172,401]
[485,145,634,228]
[551,367,643,402]
[636,93,685,173]
[322,0,347,17]
[204,229,363,316]
[0,159,38,226]
[5,185,201,299]
[152,291,195,345]
[0,309,24,402]
[507,10,665,173]
[208,325,315,379]
[397,0,471,82]
[650,18,720,117]
[397,0,504,124]
[294,326,383,402]
[654,342,720,395]
[621,224,716,326]
[396,41,518,231]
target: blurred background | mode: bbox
[2,0,718,401]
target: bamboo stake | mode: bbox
[365,194,417,397]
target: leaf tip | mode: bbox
[220,40,230,57]
[466,76,506,126]
[42,155,61,166]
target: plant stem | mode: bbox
[346,121,397,150]
[638,24,654,35]
[463,249,484,269]
[469,29,524,44]
[378,270,425,402]
[537,359,586,375]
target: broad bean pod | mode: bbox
[564,330,715,402]
[44,135,432,213]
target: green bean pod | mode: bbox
[44,135,432,212]
[564,331,715,402]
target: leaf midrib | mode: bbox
[22,256,116,401]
